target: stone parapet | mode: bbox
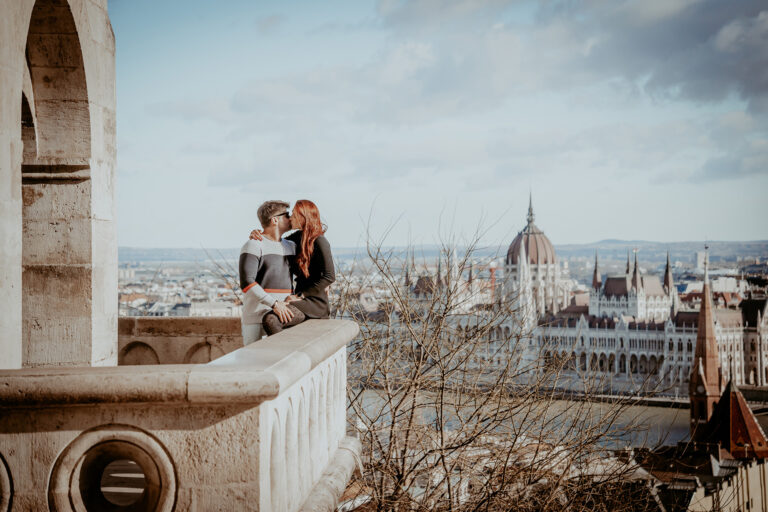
[0,319,360,511]
[118,316,243,365]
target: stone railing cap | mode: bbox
[0,319,358,407]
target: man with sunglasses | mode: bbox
[238,200,302,344]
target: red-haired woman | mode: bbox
[253,200,335,334]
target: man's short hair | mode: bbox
[257,200,290,228]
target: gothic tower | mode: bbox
[592,251,601,291]
[690,251,723,440]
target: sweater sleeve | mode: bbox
[302,236,335,296]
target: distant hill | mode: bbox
[119,240,768,265]
[554,240,768,263]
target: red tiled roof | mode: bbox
[603,276,630,297]
[601,274,666,297]
[708,381,768,459]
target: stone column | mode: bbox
[18,0,116,367]
[0,2,32,369]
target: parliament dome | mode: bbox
[506,198,556,266]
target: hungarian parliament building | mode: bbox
[498,199,768,396]
[401,198,768,396]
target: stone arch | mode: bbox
[21,92,37,162]
[21,0,99,367]
[25,0,91,160]
[608,353,615,373]
[590,353,597,371]
[0,452,11,512]
[120,342,159,365]
[639,355,648,374]
[630,354,638,374]
[183,342,224,364]
[579,353,587,371]
[649,355,658,375]
[619,354,626,373]
[598,353,607,372]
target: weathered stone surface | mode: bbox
[118,316,243,365]
[22,263,92,366]
[2,0,116,368]
[300,437,363,512]
[0,319,360,511]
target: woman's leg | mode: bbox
[263,304,306,335]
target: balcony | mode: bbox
[0,319,360,511]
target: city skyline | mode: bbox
[110,0,768,248]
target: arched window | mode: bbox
[639,355,648,374]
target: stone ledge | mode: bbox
[118,315,241,336]
[0,319,358,406]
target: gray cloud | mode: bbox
[371,0,768,112]
[692,144,768,182]
[147,0,768,191]
[255,14,284,34]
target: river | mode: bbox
[353,389,768,449]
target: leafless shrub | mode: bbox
[332,228,661,512]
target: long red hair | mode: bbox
[293,200,326,278]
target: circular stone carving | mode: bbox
[0,453,11,512]
[48,425,176,512]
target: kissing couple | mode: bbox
[238,199,335,344]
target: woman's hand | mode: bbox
[250,229,264,241]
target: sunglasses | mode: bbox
[274,211,291,219]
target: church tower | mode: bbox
[630,251,642,291]
[690,250,723,440]
[591,251,601,291]
[663,251,674,292]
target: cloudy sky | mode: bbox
[109,0,768,249]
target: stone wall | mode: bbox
[118,317,243,365]
[0,0,117,369]
[0,320,361,511]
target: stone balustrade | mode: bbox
[0,319,360,511]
